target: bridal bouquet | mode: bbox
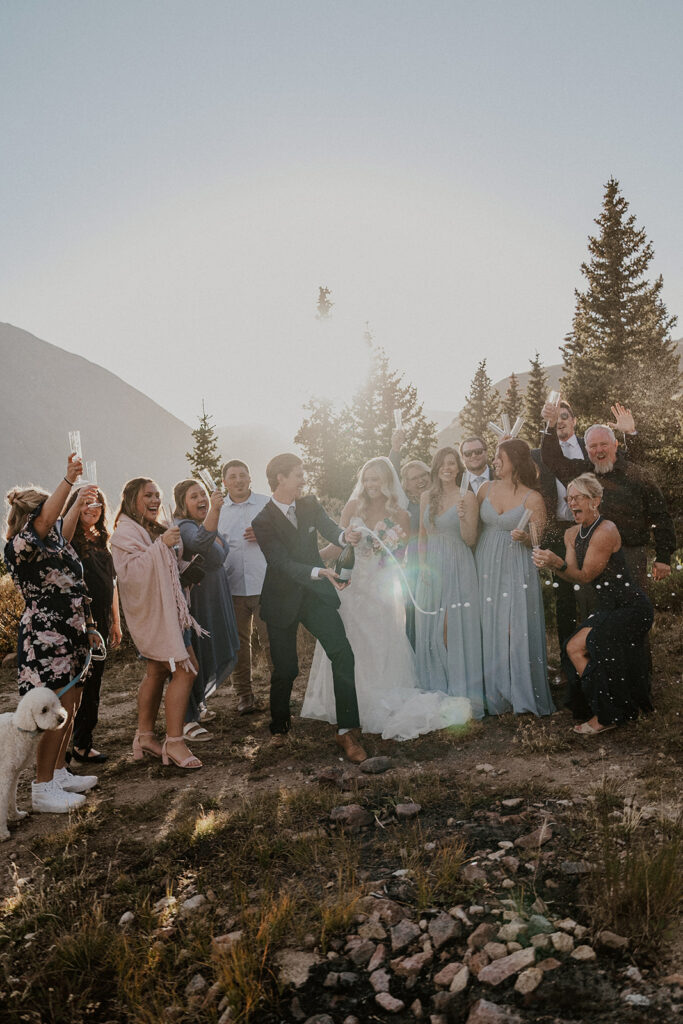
[371,518,406,566]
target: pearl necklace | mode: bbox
[578,514,602,540]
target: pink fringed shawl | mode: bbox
[111,515,201,673]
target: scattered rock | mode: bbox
[330,804,374,831]
[476,763,495,773]
[555,917,577,932]
[212,931,243,958]
[304,1016,334,1024]
[339,972,358,987]
[559,860,591,875]
[164,1006,183,1021]
[497,921,526,942]
[323,971,339,989]
[390,918,421,952]
[468,922,499,949]
[514,966,544,994]
[550,931,574,954]
[275,950,319,988]
[367,943,386,971]
[536,957,561,972]
[530,933,551,952]
[449,964,470,994]
[478,947,536,986]
[466,998,523,1023]
[217,1008,233,1024]
[203,981,223,1008]
[154,895,177,914]
[514,823,553,850]
[360,756,393,774]
[621,992,651,1007]
[358,897,407,925]
[434,962,462,987]
[118,911,134,928]
[375,991,405,1012]
[185,974,208,998]
[349,939,376,966]
[597,929,629,951]
[483,942,508,960]
[571,945,597,962]
[526,914,554,937]
[317,766,344,787]
[428,912,460,949]
[501,798,523,809]
[394,950,433,979]
[465,950,491,977]
[358,919,386,941]
[661,974,683,986]
[179,894,207,918]
[432,991,457,1012]
[396,802,421,819]
[462,862,487,884]
[369,969,391,993]
[409,998,424,1019]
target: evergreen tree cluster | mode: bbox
[186,400,223,483]
[295,342,438,502]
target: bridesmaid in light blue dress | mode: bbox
[476,439,554,717]
[416,448,485,719]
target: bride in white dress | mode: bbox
[301,457,471,740]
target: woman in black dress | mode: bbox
[532,472,654,735]
[65,487,122,763]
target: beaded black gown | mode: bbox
[563,517,654,725]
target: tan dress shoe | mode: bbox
[335,731,367,764]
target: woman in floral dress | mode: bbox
[3,455,101,814]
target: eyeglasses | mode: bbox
[462,448,485,458]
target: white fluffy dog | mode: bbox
[0,688,68,841]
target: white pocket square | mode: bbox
[308,526,316,533]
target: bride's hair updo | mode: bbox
[352,458,404,522]
[427,447,465,526]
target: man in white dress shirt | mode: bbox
[459,436,493,494]
[218,460,270,714]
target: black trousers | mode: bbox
[72,644,106,751]
[265,592,360,734]
[548,531,581,650]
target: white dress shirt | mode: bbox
[467,466,491,494]
[555,434,585,520]
[218,491,269,596]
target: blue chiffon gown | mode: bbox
[476,496,554,716]
[415,505,485,719]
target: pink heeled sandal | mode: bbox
[132,730,162,760]
[161,736,202,770]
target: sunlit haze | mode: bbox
[2,1,681,436]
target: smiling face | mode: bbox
[403,465,430,501]
[184,483,210,522]
[276,463,306,504]
[437,453,461,484]
[586,428,618,475]
[135,481,161,524]
[493,447,511,479]
[556,406,578,441]
[362,466,386,500]
[224,464,251,502]
[461,440,488,475]
[79,496,103,530]
[567,485,600,524]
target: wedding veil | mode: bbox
[349,456,409,510]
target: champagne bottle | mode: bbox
[334,542,355,587]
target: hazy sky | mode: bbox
[2,1,681,437]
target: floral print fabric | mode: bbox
[3,503,90,695]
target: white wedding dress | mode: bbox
[301,536,472,740]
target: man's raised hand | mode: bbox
[608,403,636,435]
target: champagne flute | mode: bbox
[501,413,511,435]
[510,416,524,438]
[487,421,505,438]
[68,431,83,484]
[393,409,403,429]
[544,390,561,434]
[164,503,179,552]
[529,521,550,586]
[198,468,217,494]
[84,460,102,508]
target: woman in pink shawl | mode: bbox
[111,478,202,770]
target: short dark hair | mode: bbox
[266,453,302,491]
[460,436,487,453]
[222,459,249,479]
[558,400,576,419]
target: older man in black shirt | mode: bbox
[541,412,675,588]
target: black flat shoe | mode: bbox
[72,748,108,764]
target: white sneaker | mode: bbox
[32,779,86,813]
[53,766,98,793]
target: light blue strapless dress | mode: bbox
[475,497,554,717]
[415,504,485,718]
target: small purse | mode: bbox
[179,553,206,587]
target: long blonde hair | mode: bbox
[351,458,405,523]
[114,478,166,538]
[5,487,49,540]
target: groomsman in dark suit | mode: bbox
[252,454,367,763]
[459,436,494,494]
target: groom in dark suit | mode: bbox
[252,453,367,763]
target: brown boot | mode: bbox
[335,730,367,764]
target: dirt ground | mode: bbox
[0,613,681,1023]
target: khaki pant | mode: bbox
[231,594,268,703]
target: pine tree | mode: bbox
[502,371,524,427]
[294,398,356,503]
[186,401,223,482]
[561,177,679,435]
[459,359,500,451]
[348,344,437,470]
[522,352,549,446]
[316,286,334,319]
